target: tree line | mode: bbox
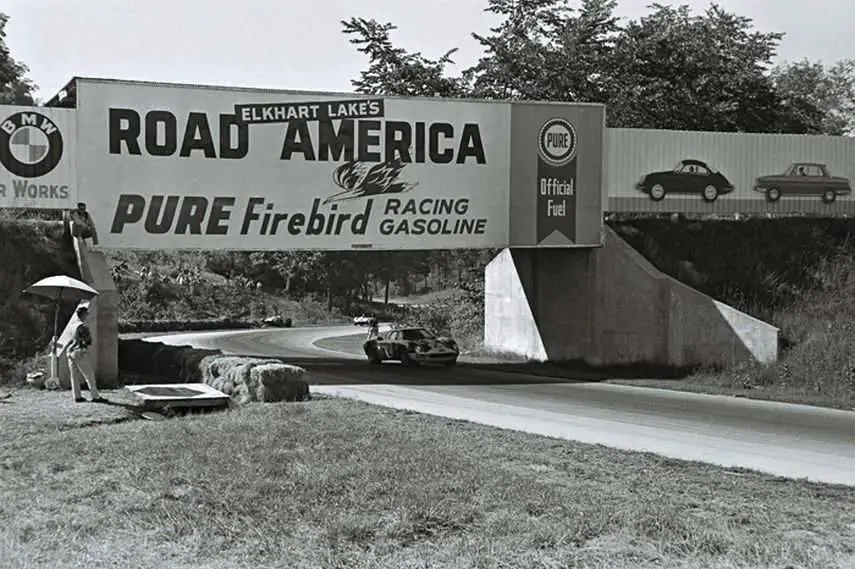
[203,249,496,309]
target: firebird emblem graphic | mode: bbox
[323,159,419,204]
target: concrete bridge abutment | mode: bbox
[484,226,779,370]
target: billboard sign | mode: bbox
[74,79,514,251]
[606,128,855,215]
[0,105,77,209]
[508,103,605,247]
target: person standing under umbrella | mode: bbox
[67,306,105,403]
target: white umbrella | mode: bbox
[23,275,100,378]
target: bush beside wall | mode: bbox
[609,217,855,317]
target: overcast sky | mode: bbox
[4,0,852,101]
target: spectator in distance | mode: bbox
[66,202,99,245]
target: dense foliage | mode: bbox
[0,218,79,376]
[342,0,855,135]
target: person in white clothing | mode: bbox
[67,306,105,403]
[366,318,380,341]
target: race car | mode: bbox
[262,315,291,328]
[353,314,375,326]
[363,326,459,367]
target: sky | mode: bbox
[4,0,853,101]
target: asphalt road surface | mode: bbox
[143,326,855,486]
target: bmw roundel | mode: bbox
[0,110,64,178]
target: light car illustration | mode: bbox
[363,326,459,367]
[635,159,735,202]
[753,162,852,203]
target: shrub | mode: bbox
[609,217,855,316]
[399,287,484,352]
[736,251,855,405]
[0,218,79,378]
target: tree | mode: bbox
[341,17,469,97]
[342,1,839,134]
[0,13,36,105]
[465,0,621,102]
[770,59,855,136]
[607,3,810,132]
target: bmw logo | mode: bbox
[0,111,64,178]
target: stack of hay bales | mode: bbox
[117,338,310,403]
[200,356,310,404]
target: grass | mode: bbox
[2,388,853,569]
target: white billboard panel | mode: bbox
[75,79,511,250]
[605,128,855,214]
[0,105,78,209]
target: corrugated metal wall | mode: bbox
[605,128,855,215]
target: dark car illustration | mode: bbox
[635,159,735,202]
[363,326,459,367]
[753,162,852,203]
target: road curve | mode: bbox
[141,326,855,486]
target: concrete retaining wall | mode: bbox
[485,226,778,369]
[55,225,119,389]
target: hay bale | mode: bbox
[200,356,270,395]
[249,363,309,403]
[198,355,308,403]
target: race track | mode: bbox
[142,326,855,486]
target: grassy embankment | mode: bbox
[2,391,853,569]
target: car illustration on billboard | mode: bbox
[635,159,735,202]
[753,162,852,203]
